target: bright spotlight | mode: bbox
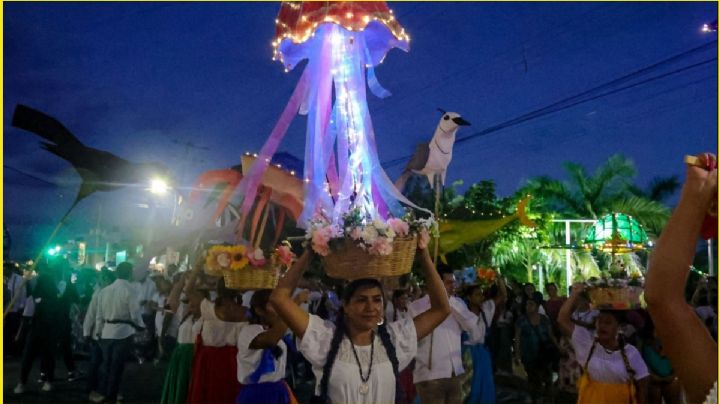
[150,178,169,194]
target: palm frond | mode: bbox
[647,176,680,202]
[609,196,670,235]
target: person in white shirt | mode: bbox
[83,269,115,402]
[235,289,297,403]
[93,262,145,404]
[558,283,649,404]
[185,261,248,404]
[386,289,411,323]
[4,265,27,358]
[463,276,507,404]
[134,267,158,363]
[270,245,450,404]
[386,288,415,404]
[160,283,203,404]
[409,264,481,404]
[151,277,180,360]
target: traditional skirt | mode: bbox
[186,337,241,404]
[398,360,416,404]
[235,380,297,404]
[160,343,194,404]
[577,373,637,404]
[464,343,496,404]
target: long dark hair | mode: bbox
[315,278,401,404]
[249,289,283,358]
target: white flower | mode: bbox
[362,226,379,243]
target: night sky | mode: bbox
[4,2,718,258]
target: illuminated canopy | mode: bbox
[584,213,649,253]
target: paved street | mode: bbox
[3,355,534,403]
[3,356,166,404]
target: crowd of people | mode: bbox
[3,153,717,404]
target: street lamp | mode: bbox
[149,178,169,195]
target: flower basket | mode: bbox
[223,263,280,290]
[204,246,235,277]
[587,286,643,310]
[204,266,224,278]
[205,244,292,290]
[322,235,416,280]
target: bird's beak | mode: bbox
[453,117,471,126]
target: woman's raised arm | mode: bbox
[269,249,313,339]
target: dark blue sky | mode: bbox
[4,2,718,258]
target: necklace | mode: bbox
[603,346,618,354]
[350,332,374,395]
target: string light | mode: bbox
[271,6,410,65]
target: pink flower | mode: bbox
[369,237,394,256]
[311,226,333,256]
[387,218,409,236]
[313,242,331,257]
[247,248,267,267]
[418,228,430,250]
[276,244,295,267]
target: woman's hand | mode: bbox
[417,228,431,250]
[683,153,717,212]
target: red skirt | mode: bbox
[187,336,241,404]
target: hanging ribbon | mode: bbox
[365,43,392,99]
[235,67,311,237]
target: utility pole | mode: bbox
[551,219,597,293]
[170,139,209,225]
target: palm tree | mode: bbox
[515,154,671,284]
[520,154,670,234]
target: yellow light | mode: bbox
[150,178,169,195]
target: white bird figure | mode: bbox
[395,109,471,191]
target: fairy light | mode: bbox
[271,6,409,65]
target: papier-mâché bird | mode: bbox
[394,109,470,191]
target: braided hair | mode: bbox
[315,279,401,404]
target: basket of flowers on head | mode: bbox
[205,242,296,290]
[585,259,644,310]
[476,267,498,290]
[307,209,437,280]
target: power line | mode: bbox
[381,41,717,168]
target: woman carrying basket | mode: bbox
[235,289,298,404]
[558,284,650,404]
[269,240,450,404]
[185,257,248,404]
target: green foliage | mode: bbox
[398,154,671,293]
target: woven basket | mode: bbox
[204,267,224,278]
[223,265,280,290]
[588,286,643,310]
[322,235,416,280]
